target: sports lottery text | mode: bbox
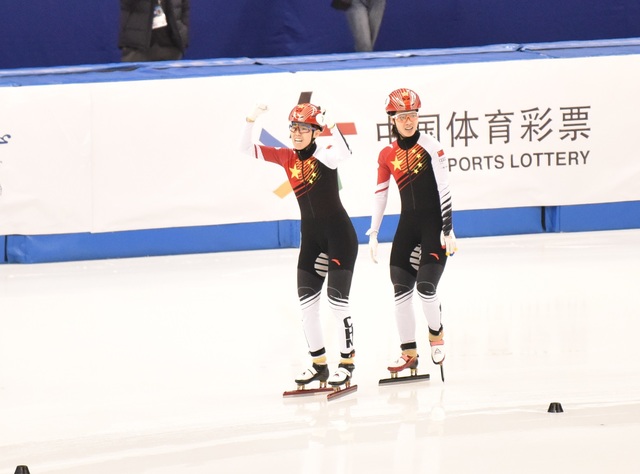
[447,150,589,172]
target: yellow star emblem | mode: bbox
[290,166,301,180]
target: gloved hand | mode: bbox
[440,230,457,257]
[316,109,335,129]
[368,231,379,264]
[246,103,268,122]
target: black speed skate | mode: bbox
[283,363,332,398]
[327,363,358,400]
[328,363,354,387]
[295,363,329,389]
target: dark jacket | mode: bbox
[119,0,190,52]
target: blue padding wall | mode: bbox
[5,222,294,264]
[3,206,544,263]
[3,202,640,263]
[545,202,640,232]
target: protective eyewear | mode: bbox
[289,123,314,134]
[394,111,419,122]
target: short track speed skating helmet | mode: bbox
[289,103,324,129]
[385,88,421,114]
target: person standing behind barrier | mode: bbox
[331,0,386,52]
[240,103,359,391]
[119,0,190,62]
[367,88,457,379]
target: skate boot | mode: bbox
[328,351,355,389]
[294,362,329,390]
[387,351,419,378]
[328,363,355,388]
[429,327,445,365]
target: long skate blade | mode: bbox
[440,364,445,382]
[327,384,358,401]
[283,387,333,398]
[379,373,431,386]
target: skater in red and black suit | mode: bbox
[240,103,358,390]
[367,88,457,379]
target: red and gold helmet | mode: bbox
[289,103,324,129]
[385,88,421,114]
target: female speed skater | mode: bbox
[240,102,358,391]
[367,88,457,380]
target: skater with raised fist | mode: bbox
[240,102,358,395]
[367,88,457,382]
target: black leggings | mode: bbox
[390,212,447,293]
[297,213,358,298]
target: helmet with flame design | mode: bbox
[385,88,421,115]
[288,103,325,129]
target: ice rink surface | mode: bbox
[1,229,640,473]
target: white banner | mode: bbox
[0,85,93,234]
[1,54,639,234]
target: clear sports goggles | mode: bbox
[289,122,314,133]
[394,111,419,122]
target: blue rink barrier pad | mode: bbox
[4,202,639,264]
[4,222,292,264]
[545,201,640,232]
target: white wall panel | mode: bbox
[1,54,638,235]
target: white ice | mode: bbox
[1,229,640,473]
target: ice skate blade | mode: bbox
[283,387,334,397]
[327,384,358,401]
[379,373,431,385]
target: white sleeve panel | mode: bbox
[314,126,351,170]
[239,121,265,160]
[367,180,390,235]
[419,134,454,234]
